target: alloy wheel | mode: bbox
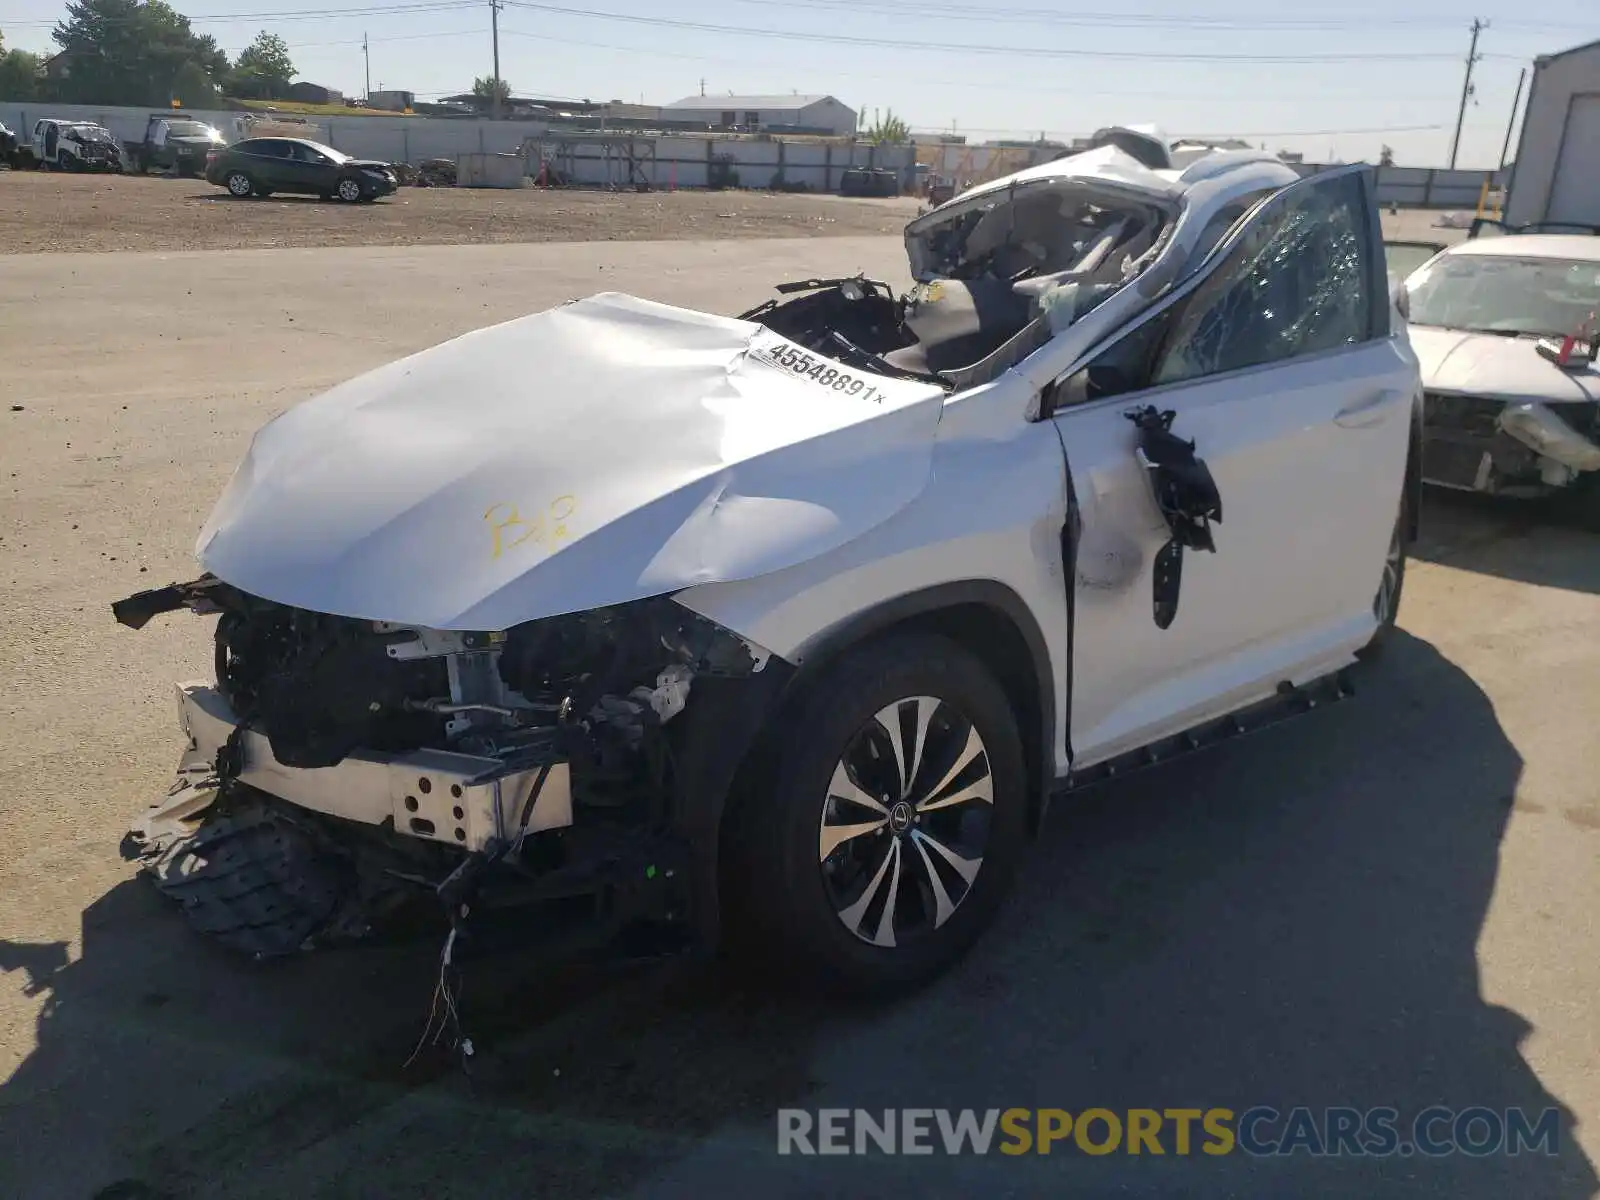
[226,172,251,197]
[337,179,362,202]
[819,696,994,948]
[1374,519,1403,624]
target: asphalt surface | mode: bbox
[0,238,1597,1200]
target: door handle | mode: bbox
[1334,388,1404,428]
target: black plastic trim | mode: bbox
[665,656,797,957]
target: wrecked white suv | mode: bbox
[116,145,1422,996]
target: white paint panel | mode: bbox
[195,293,946,629]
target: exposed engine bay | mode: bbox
[739,182,1170,386]
[114,575,783,964]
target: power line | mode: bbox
[5,1,1590,34]
[0,1,480,26]
[222,27,486,51]
[498,27,1460,103]
[497,0,1476,61]
[722,0,1600,34]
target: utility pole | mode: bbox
[1499,65,1526,169]
[1449,18,1486,169]
[362,32,370,103]
[490,0,502,120]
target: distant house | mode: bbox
[287,81,343,106]
[661,94,857,137]
[41,49,88,81]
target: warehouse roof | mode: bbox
[663,94,841,110]
[1533,35,1600,64]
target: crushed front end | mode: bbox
[1421,391,1600,495]
[114,576,789,961]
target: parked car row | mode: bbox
[2,115,399,202]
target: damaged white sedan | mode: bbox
[116,144,1422,997]
[1399,235,1600,518]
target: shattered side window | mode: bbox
[1152,173,1370,386]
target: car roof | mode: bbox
[236,136,337,151]
[1446,235,1600,262]
[914,144,1300,215]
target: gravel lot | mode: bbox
[1,235,1596,1200]
[0,170,922,253]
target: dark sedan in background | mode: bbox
[204,137,398,202]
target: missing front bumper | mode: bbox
[1423,396,1600,494]
[134,683,573,854]
[127,685,696,960]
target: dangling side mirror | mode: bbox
[1391,280,1411,323]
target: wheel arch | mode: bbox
[669,581,1058,960]
[785,580,1057,837]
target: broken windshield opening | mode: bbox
[744,180,1171,388]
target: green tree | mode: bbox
[0,29,45,100]
[471,74,510,106]
[865,108,911,145]
[50,0,228,105]
[171,58,218,106]
[229,31,294,99]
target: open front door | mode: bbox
[1047,164,1416,767]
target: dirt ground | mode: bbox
[0,170,922,254]
[2,238,1597,1200]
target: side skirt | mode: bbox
[1059,667,1357,795]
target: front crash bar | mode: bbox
[136,684,574,854]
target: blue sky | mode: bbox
[2,0,1595,167]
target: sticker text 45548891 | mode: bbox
[749,338,891,403]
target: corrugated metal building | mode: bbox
[1505,37,1600,226]
[661,94,857,137]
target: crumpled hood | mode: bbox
[197,293,946,630]
[1411,325,1600,403]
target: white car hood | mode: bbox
[1411,325,1600,404]
[197,293,947,630]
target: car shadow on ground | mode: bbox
[188,194,389,205]
[1413,486,1600,594]
[0,632,1593,1199]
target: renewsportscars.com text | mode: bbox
[776,1107,1561,1157]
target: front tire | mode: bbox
[336,177,363,203]
[724,632,1029,997]
[1358,491,1408,660]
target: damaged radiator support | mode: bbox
[116,579,774,981]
